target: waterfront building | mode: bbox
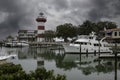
[18,30,37,42]
[103,28,120,43]
[36,12,47,42]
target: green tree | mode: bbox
[96,21,117,37]
[44,30,56,42]
[0,63,66,80]
[77,20,117,35]
[56,23,77,42]
[96,21,117,31]
[77,20,95,35]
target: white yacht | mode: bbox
[63,32,112,53]
[5,41,29,47]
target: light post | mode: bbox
[114,43,117,80]
[79,43,81,63]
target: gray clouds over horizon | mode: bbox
[0,0,120,40]
[89,0,120,21]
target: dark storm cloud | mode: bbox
[88,0,120,21]
[1,0,120,40]
[53,0,69,10]
[0,13,22,39]
[0,0,36,40]
[56,0,93,25]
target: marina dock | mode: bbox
[29,42,65,49]
[99,54,120,58]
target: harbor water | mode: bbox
[0,47,120,80]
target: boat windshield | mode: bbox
[89,37,93,39]
[93,43,101,47]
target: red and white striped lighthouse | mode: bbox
[36,12,46,42]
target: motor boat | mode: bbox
[0,54,17,61]
[63,32,112,54]
[5,41,29,47]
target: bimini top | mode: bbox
[75,38,90,43]
[75,34,97,43]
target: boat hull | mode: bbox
[63,44,112,54]
[0,54,17,61]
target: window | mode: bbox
[89,37,93,39]
[94,43,101,46]
[19,34,24,36]
[84,43,87,45]
[74,42,80,44]
[74,42,88,45]
[114,31,117,36]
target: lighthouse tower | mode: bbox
[36,12,47,42]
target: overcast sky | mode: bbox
[0,0,120,40]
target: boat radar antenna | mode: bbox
[90,31,96,36]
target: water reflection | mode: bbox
[0,47,120,80]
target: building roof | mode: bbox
[18,30,37,33]
[102,28,120,33]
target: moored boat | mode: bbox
[0,54,17,61]
[5,41,29,47]
[63,32,112,54]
